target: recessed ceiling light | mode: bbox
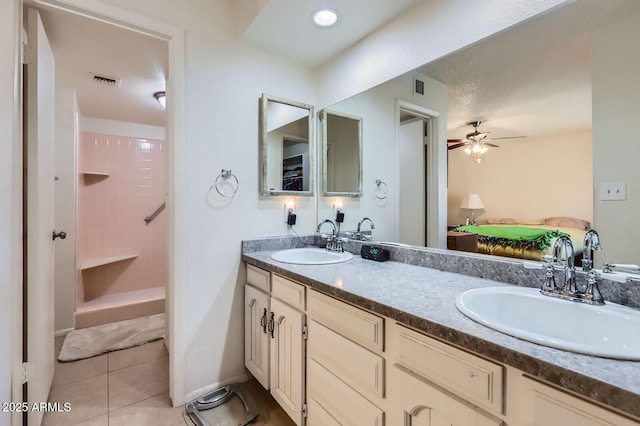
[312,8,339,28]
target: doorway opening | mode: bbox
[17,0,186,417]
[397,103,438,247]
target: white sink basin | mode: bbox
[270,248,353,265]
[455,286,640,360]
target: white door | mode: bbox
[25,8,56,425]
[398,119,426,246]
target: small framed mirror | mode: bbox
[321,109,363,197]
[259,94,315,196]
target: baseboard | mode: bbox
[54,328,73,337]
[182,372,251,404]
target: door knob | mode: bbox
[52,230,67,240]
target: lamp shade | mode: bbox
[460,194,484,210]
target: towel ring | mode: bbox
[214,169,239,197]
[374,179,388,200]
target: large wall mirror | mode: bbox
[260,94,315,196]
[321,109,363,197]
[316,1,640,266]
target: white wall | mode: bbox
[1,0,20,424]
[592,12,640,265]
[81,116,166,140]
[95,0,317,400]
[54,88,78,333]
[447,131,592,226]
[318,72,447,244]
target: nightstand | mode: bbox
[447,231,478,253]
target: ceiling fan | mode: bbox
[447,121,526,163]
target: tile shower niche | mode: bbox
[75,132,166,328]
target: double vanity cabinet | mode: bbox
[243,261,640,426]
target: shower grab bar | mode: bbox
[144,202,165,224]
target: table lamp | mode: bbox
[460,194,484,225]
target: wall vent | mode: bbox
[90,73,121,87]
[413,72,429,97]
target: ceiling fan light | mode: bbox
[463,146,472,154]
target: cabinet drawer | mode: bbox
[394,323,504,414]
[308,320,384,400]
[271,274,306,310]
[308,290,384,353]
[246,264,270,292]
[307,359,384,426]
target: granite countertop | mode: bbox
[242,248,640,420]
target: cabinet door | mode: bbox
[270,297,306,426]
[244,284,270,389]
[520,377,639,426]
[389,365,502,426]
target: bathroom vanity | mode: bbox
[242,240,640,425]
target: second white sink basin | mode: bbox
[270,248,353,265]
[455,286,640,360]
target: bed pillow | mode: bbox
[543,216,591,230]
[486,218,518,225]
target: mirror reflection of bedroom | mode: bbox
[433,0,637,265]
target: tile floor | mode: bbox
[44,336,295,425]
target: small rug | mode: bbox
[58,313,165,362]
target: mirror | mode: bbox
[260,94,315,196]
[321,109,363,197]
[315,1,640,265]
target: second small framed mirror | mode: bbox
[321,109,363,197]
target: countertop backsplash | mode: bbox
[241,234,640,309]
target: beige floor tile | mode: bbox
[73,413,109,425]
[42,374,108,426]
[109,392,190,426]
[53,354,108,387]
[108,355,169,411]
[108,339,167,371]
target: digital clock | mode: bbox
[360,244,390,262]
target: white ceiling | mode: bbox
[420,0,640,141]
[34,0,640,139]
[239,0,422,67]
[36,6,168,127]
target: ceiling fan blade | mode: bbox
[485,135,527,141]
[447,139,465,143]
[448,143,466,150]
[484,142,500,148]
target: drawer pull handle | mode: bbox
[469,371,478,378]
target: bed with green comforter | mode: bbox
[453,224,586,261]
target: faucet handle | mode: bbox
[584,270,605,304]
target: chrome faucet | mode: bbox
[357,217,375,233]
[582,229,602,272]
[317,219,342,252]
[536,235,604,305]
[352,217,375,241]
[552,236,577,294]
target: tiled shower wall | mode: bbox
[77,132,166,307]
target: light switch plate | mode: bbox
[600,182,626,201]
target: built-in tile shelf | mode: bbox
[79,254,138,271]
[79,171,110,177]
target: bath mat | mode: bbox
[58,313,165,362]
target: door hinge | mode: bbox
[22,362,35,383]
[302,403,308,418]
[302,325,308,340]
